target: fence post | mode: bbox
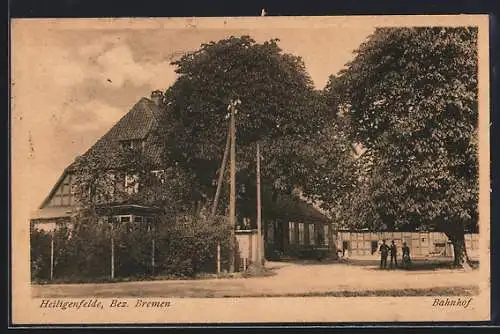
[50,230,54,281]
[110,223,115,279]
[216,241,221,274]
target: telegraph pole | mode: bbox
[228,99,240,273]
[256,142,263,266]
[212,122,231,275]
[211,124,231,218]
[228,100,237,273]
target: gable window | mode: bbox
[120,139,144,151]
[125,173,139,194]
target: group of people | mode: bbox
[379,239,411,269]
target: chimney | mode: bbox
[150,90,164,106]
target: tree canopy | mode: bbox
[325,27,479,265]
[160,35,353,220]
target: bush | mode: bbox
[30,227,51,281]
[155,214,233,277]
[114,222,152,277]
[30,213,234,282]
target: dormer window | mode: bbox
[120,139,144,151]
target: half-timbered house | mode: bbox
[30,91,166,231]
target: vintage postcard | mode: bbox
[11,15,490,325]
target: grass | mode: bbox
[32,284,480,299]
[32,266,276,285]
[212,285,480,298]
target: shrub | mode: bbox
[155,214,233,277]
[30,226,51,281]
[30,213,234,282]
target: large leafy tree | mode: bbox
[325,27,479,266]
[160,35,354,223]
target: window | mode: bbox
[119,215,131,223]
[120,139,144,151]
[134,216,143,223]
[308,224,315,245]
[288,222,296,244]
[125,173,139,194]
[298,223,305,245]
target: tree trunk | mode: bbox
[446,231,472,269]
[329,225,339,260]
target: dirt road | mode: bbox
[32,260,481,298]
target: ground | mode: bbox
[32,256,481,298]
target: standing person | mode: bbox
[379,240,390,269]
[402,242,411,268]
[389,240,398,269]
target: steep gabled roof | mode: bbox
[34,96,164,216]
[70,97,164,170]
[105,97,162,141]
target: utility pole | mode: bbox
[211,124,231,218]
[256,142,262,267]
[212,123,231,275]
[228,98,240,273]
[228,101,236,273]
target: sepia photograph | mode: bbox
[11,15,490,324]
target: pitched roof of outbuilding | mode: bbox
[267,193,331,223]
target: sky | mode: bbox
[12,17,377,212]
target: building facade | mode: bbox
[263,194,336,260]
